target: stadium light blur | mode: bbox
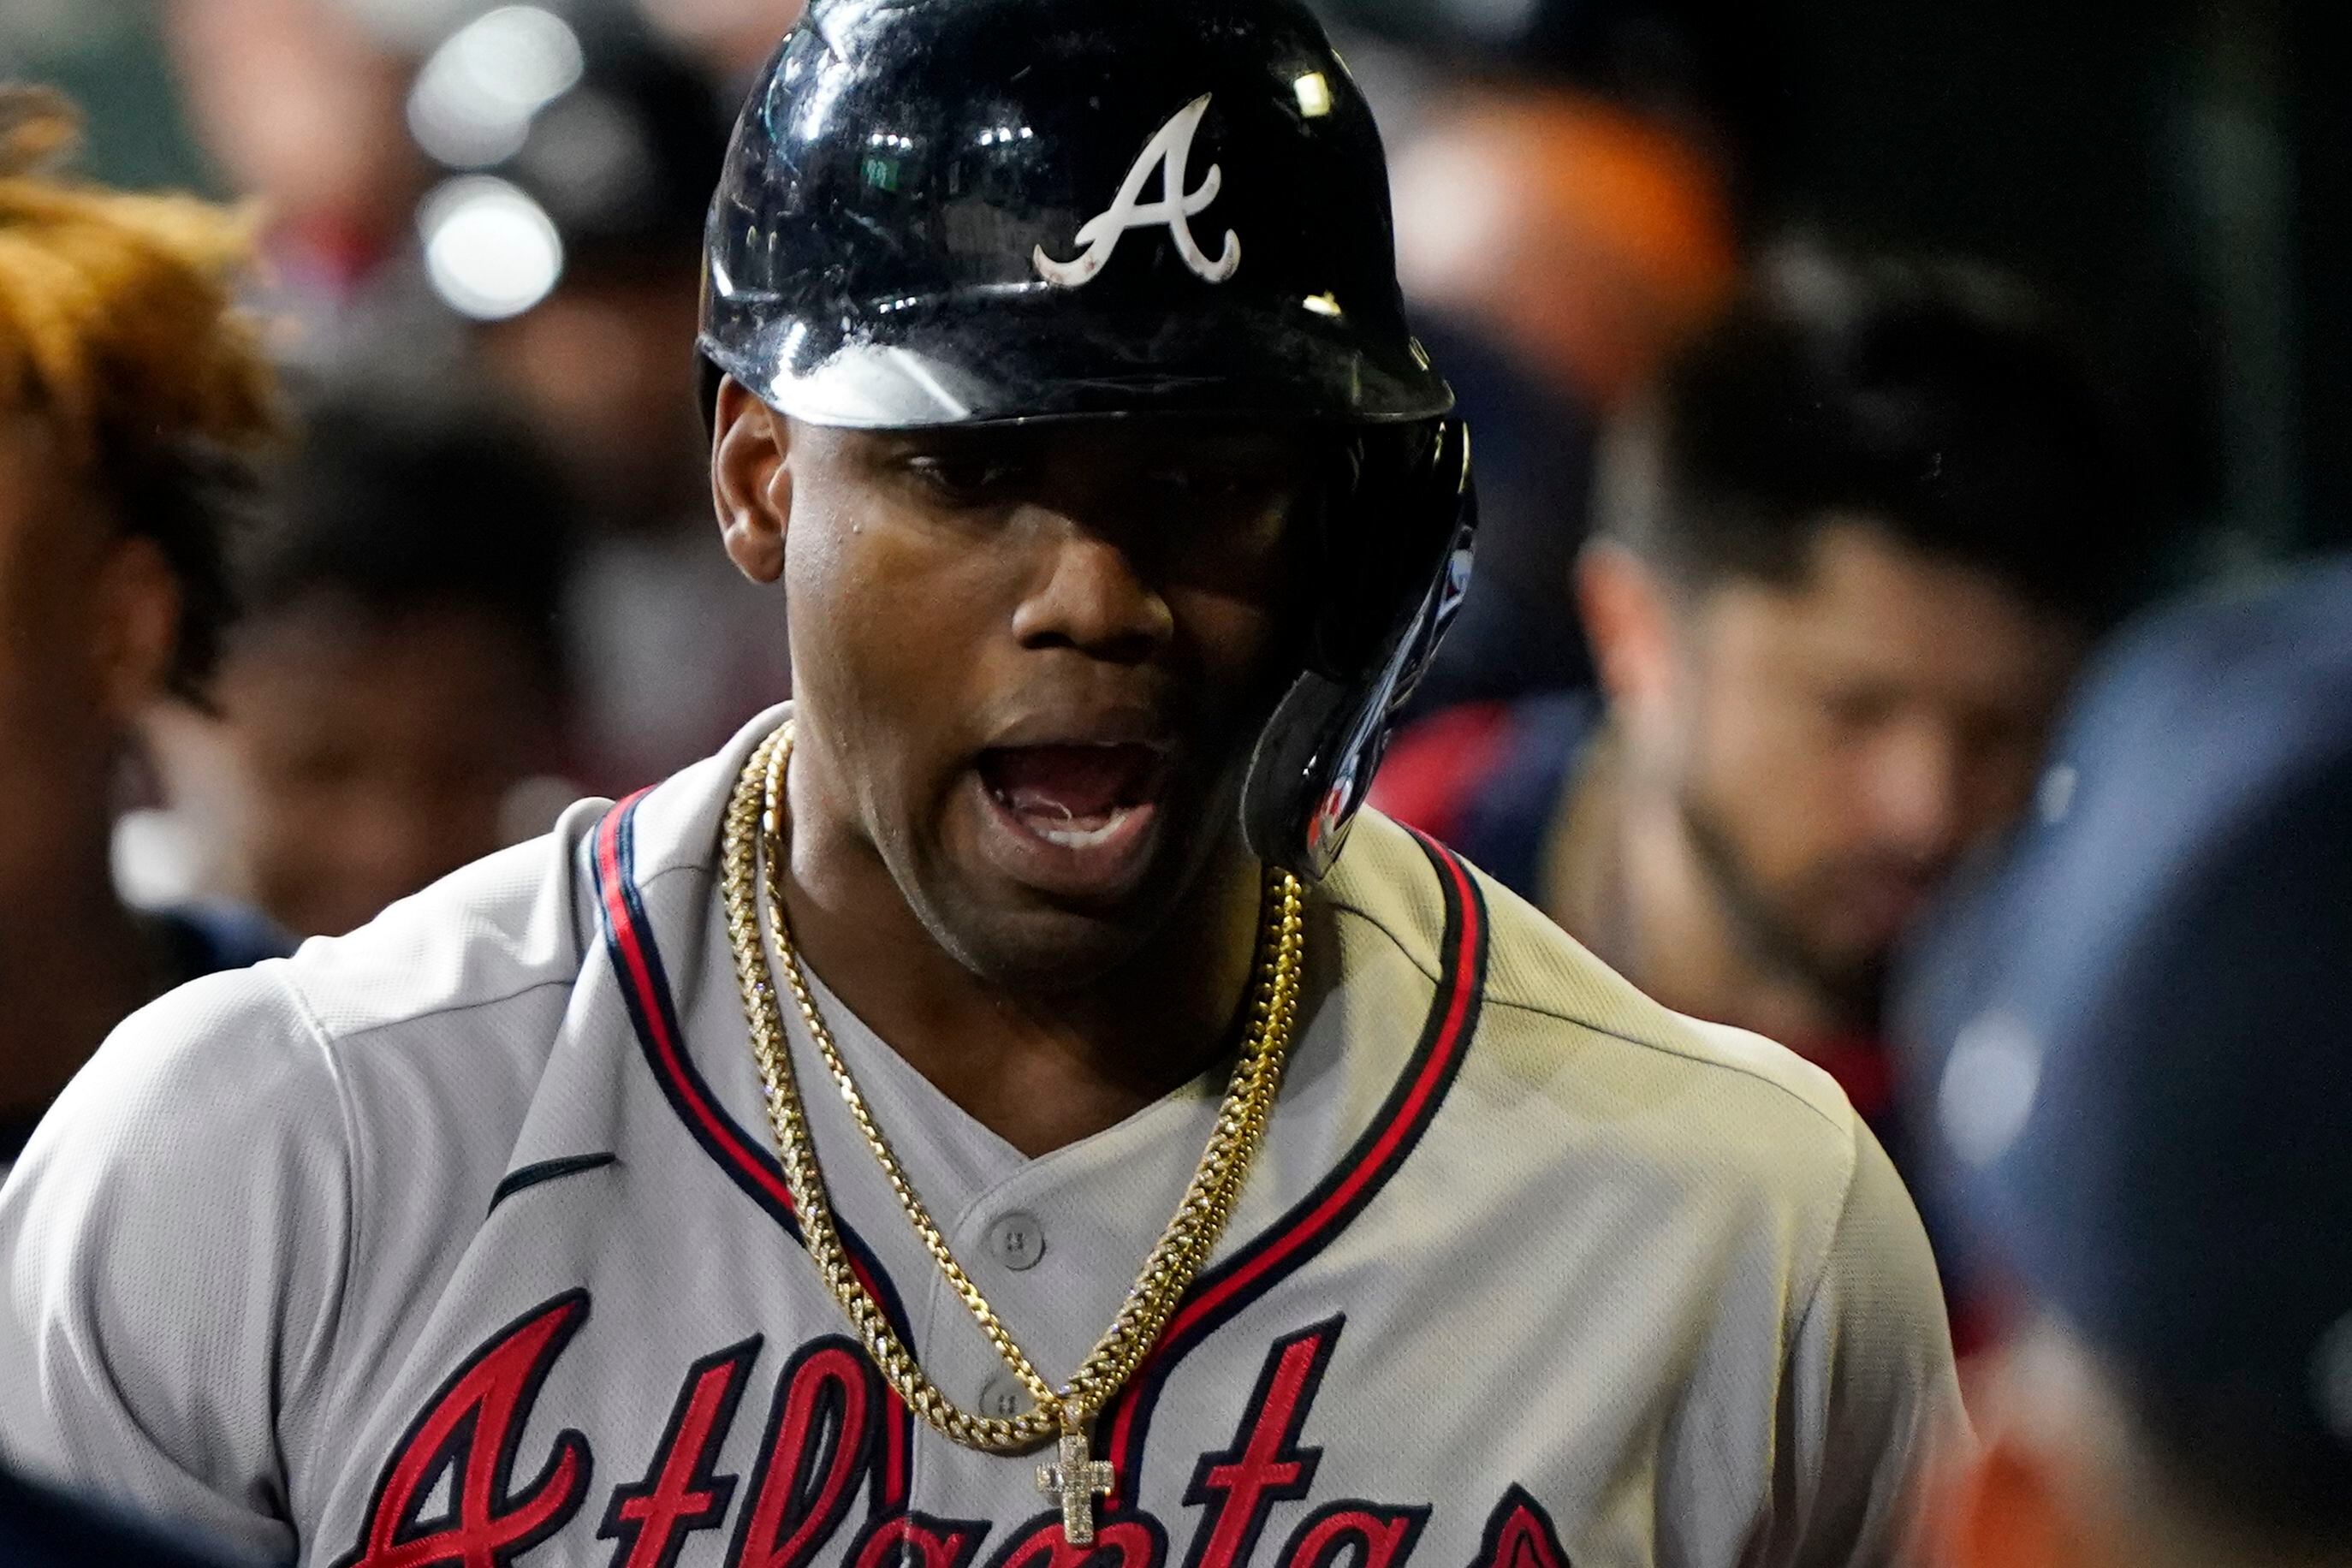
[407,5,586,168]
[419,175,567,320]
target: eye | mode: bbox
[904,452,1026,504]
[1818,686,1898,732]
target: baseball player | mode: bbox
[1902,562,2352,1568]
[0,3,1961,1565]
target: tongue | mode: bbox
[985,745,1156,821]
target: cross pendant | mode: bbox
[1035,1419,1115,1545]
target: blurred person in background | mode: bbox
[147,374,578,938]
[1393,85,1737,417]
[401,2,787,791]
[161,0,425,320]
[0,86,288,1174]
[1903,562,2352,1565]
[1387,80,1737,711]
[1375,249,2152,1332]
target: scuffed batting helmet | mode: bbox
[698,0,1476,880]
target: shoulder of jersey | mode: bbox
[1333,811,1862,1171]
[104,739,747,1086]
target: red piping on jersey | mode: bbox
[1099,831,1488,1499]
[592,795,915,1511]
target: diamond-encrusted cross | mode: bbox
[1035,1409,1114,1545]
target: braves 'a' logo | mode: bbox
[1033,94,1240,288]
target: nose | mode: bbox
[1008,519,1175,664]
[1865,718,1969,864]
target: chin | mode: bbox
[918,895,1166,996]
[1794,939,1892,1017]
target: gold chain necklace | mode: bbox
[721,722,1305,1541]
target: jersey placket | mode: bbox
[778,967,1237,1521]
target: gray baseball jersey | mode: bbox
[0,707,1960,1568]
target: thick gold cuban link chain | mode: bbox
[721,722,1305,1454]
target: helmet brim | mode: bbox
[698,285,1454,431]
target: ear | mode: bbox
[1934,1432,2096,1568]
[711,376,792,585]
[92,534,183,720]
[1573,539,1678,713]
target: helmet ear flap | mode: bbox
[1243,417,1476,881]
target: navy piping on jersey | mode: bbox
[592,794,918,1512]
[1097,830,1489,1502]
[488,1154,618,1215]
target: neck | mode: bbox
[1551,734,1857,1049]
[0,831,165,1125]
[774,757,1269,1159]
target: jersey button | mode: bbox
[989,1211,1046,1271]
[977,1370,1030,1420]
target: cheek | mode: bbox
[1167,581,1286,692]
[1684,680,1859,862]
[1160,512,1310,707]
[782,507,1013,784]
[1680,662,1797,783]
[0,567,105,740]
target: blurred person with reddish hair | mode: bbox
[0,87,288,1176]
[146,374,579,939]
[1375,249,2156,1343]
[0,81,278,1568]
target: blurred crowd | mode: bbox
[2,0,2348,1564]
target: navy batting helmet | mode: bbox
[697,0,1476,879]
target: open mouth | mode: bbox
[976,742,1173,849]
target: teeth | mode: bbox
[1035,808,1133,846]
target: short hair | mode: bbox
[0,86,281,702]
[241,372,579,692]
[1599,242,2150,629]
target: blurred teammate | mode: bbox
[0,8,1958,1563]
[1,1464,263,1567]
[147,377,577,937]
[0,87,286,1171]
[0,84,278,1568]
[1377,250,2147,1214]
[1903,561,2352,1565]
